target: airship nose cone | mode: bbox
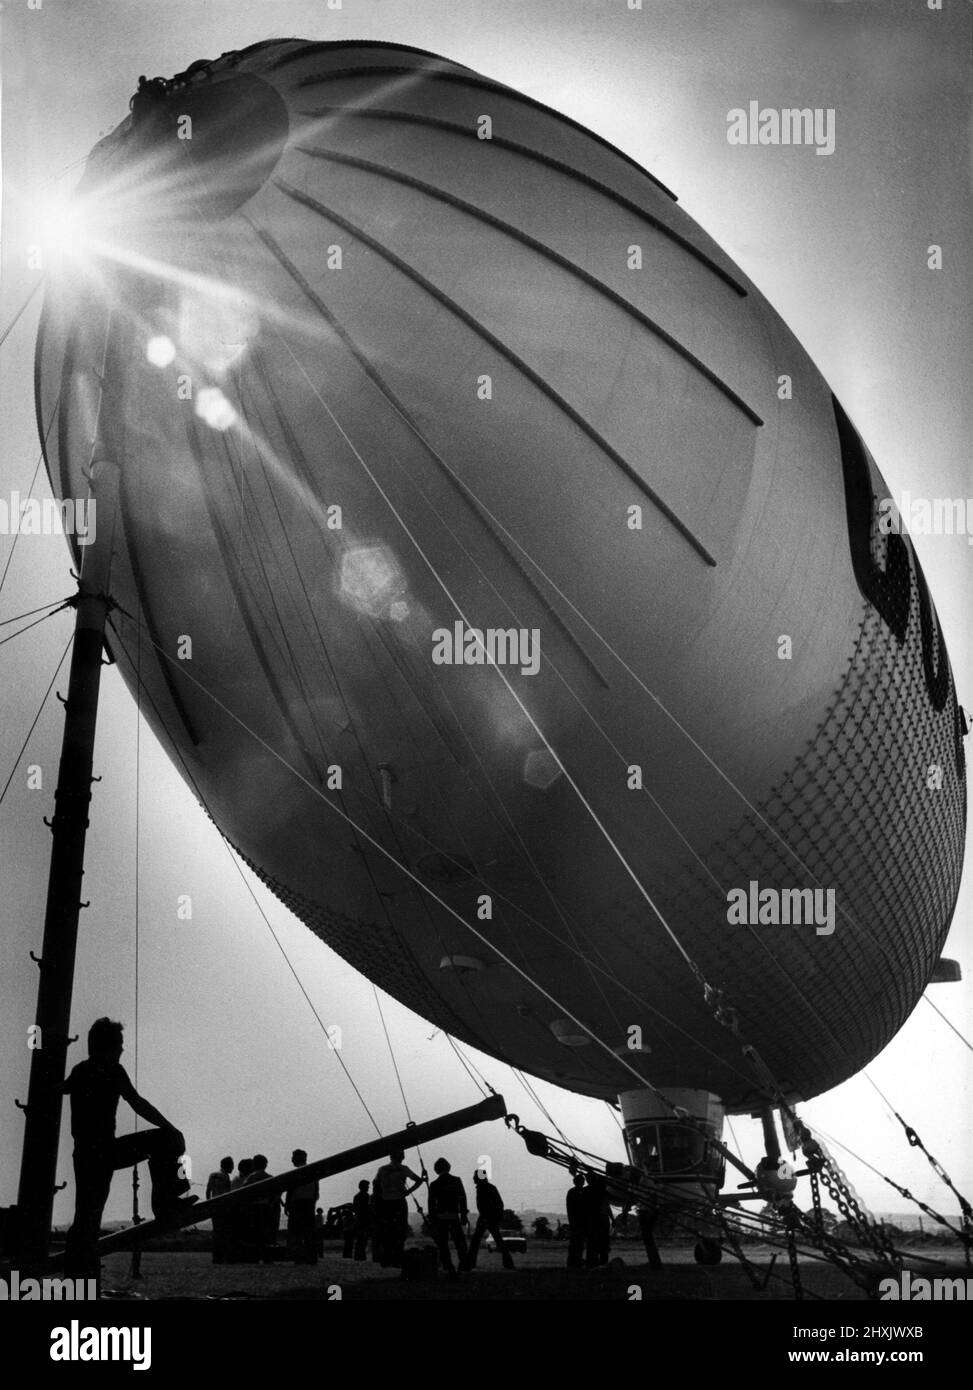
[124,69,290,222]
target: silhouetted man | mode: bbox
[206,1156,234,1199]
[341,1204,356,1258]
[230,1157,252,1189]
[228,1156,254,1261]
[285,1149,318,1265]
[583,1173,612,1268]
[638,1200,663,1270]
[464,1171,514,1270]
[427,1157,469,1280]
[566,1173,586,1268]
[63,1018,191,1278]
[352,1180,372,1261]
[372,1148,425,1267]
[246,1154,281,1262]
[206,1156,234,1263]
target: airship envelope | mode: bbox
[36,40,966,1119]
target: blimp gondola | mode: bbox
[34,39,966,1203]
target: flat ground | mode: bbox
[94,1241,960,1301]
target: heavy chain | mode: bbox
[808,1167,824,1238]
[881,1173,963,1239]
[795,1203,876,1294]
[902,1122,973,1266]
[798,1125,901,1270]
[785,1156,877,1295]
[699,983,899,1291]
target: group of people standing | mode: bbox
[337,1150,516,1279]
[565,1172,614,1268]
[205,1148,319,1264]
[201,1148,663,1277]
[60,1017,663,1284]
[564,1173,663,1270]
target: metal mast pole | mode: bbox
[14,458,121,1271]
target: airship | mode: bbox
[35,39,967,1195]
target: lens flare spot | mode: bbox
[178,289,257,376]
[524,748,562,789]
[195,387,237,432]
[146,335,177,368]
[550,1019,590,1047]
[339,546,406,618]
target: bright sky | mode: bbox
[0,0,970,1231]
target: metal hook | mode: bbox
[43,816,53,829]
[90,775,102,784]
[14,1098,28,1111]
[79,901,90,909]
[56,691,67,705]
[53,1181,66,1194]
[29,950,42,967]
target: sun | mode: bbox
[29,186,102,269]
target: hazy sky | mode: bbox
[1,0,970,1230]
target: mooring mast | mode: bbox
[14,458,120,1271]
